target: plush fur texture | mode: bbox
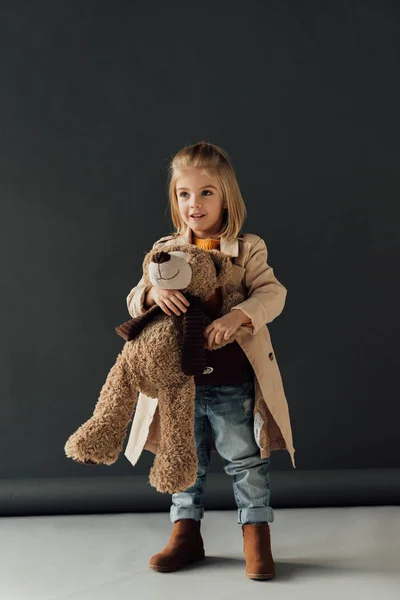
[115,293,208,376]
[64,242,245,494]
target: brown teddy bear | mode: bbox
[64,242,245,494]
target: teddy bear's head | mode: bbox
[141,242,233,302]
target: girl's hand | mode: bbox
[151,286,190,316]
[204,312,243,349]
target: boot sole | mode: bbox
[149,552,206,572]
[245,570,275,580]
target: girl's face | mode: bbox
[176,167,226,239]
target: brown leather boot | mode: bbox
[149,518,206,572]
[242,522,276,580]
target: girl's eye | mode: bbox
[179,190,212,198]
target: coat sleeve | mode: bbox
[126,274,153,318]
[231,237,287,335]
[126,238,166,318]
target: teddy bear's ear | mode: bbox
[207,249,233,289]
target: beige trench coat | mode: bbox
[124,227,296,469]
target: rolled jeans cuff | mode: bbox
[170,504,205,523]
[237,506,275,524]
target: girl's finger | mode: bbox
[215,330,224,346]
[208,329,216,349]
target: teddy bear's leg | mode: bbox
[64,351,136,466]
[148,378,199,494]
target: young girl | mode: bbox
[126,141,295,580]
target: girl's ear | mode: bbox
[207,249,232,288]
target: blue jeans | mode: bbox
[170,381,275,525]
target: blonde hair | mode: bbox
[165,141,247,242]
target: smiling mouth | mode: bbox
[156,268,180,282]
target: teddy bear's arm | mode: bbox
[115,304,163,341]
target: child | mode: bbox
[127,141,295,580]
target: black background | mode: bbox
[1,0,399,514]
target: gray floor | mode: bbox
[1,506,399,600]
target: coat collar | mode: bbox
[174,225,240,257]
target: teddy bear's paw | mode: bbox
[72,457,99,466]
[64,429,120,466]
[149,453,198,494]
[149,467,198,494]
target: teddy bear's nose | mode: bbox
[152,251,171,264]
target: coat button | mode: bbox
[269,352,274,360]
